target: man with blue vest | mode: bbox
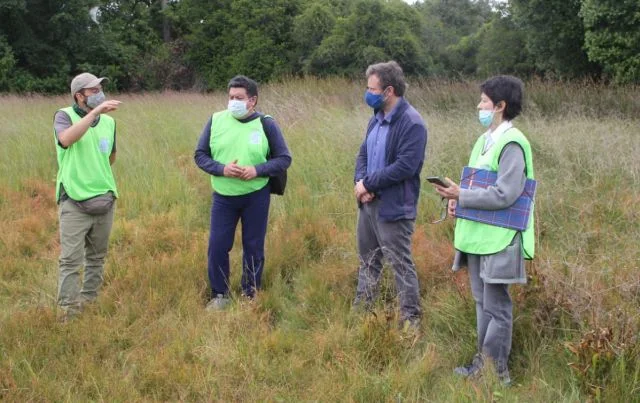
[195,75,291,311]
[353,61,428,329]
[53,72,121,320]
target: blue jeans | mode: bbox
[207,185,270,298]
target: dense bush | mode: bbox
[0,0,638,93]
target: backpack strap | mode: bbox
[260,114,275,158]
[258,114,287,195]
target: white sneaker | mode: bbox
[205,294,230,312]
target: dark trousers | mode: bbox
[208,185,270,298]
[355,200,422,321]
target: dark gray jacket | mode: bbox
[355,98,427,222]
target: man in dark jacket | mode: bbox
[353,61,428,328]
[194,75,291,310]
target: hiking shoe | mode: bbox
[454,353,484,377]
[239,293,257,307]
[498,369,511,386]
[399,317,420,331]
[399,317,421,342]
[351,297,373,314]
[241,290,256,300]
[57,307,81,323]
[205,294,230,312]
[77,297,96,312]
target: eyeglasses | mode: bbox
[431,197,448,224]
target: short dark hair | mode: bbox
[366,61,407,97]
[227,75,258,98]
[480,75,524,121]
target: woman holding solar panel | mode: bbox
[430,75,536,386]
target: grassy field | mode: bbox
[0,78,639,401]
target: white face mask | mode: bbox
[228,99,249,118]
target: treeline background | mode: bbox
[0,0,638,93]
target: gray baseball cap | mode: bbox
[70,73,109,98]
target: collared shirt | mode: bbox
[366,99,402,174]
[482,120,513,154]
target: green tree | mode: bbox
[475,12,531,77]
[0,0,102,92]
[0,0,183,92]
[0,35,16,90]
[307,0,432,76]
[292,2,336,72]
[420,0,493,38]
[510,0,599,79]
[445,8,530,78]
[177,0,300,89]
[415,0,493,76]
[581,0,640,84]
[0,1,22,90]
[94,0,171,90]
[445,33,481,77]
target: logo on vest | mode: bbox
[98,138,111,153]
[249,131,262,145]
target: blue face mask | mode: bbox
[478,109,494,127]
[364,88,387,109]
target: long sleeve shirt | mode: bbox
[194,112,291,177]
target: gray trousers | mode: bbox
[355,200,421,321]
[467,253,512,373]
[57,199,115,312]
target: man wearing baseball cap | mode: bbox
[53,72,121,321]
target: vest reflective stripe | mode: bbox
[454,128,535,258]
[55,107,118,202]
[209,110,269,196]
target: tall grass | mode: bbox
[0,78,638,401]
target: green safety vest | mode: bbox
[209,110,269,196]
[454,127,535,258]
[55,107,118,202]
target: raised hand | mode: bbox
[93,100,122,115]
